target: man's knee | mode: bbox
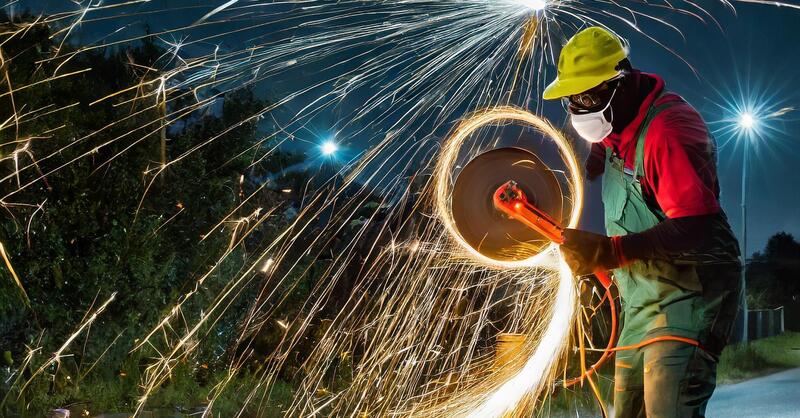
[679,348,718,416]
[643,342,717,418]
[614,352,645,418]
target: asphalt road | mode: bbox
[706,367,800,417]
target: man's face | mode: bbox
[563,77,621,114]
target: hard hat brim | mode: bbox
[542,70,622,100]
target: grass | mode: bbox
[717,331,800,384]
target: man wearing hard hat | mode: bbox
[545,27,742,417]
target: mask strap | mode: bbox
[603,83,619,112]
[603,82,620,124]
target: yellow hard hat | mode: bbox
[542,27,628,100]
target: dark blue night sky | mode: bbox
[13,0,800,257]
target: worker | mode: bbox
[543,27,742,417]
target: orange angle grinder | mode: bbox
[449,147,611,287]
[450,147,614,386]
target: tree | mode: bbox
[0,13,304,415]
[747,232,800,309]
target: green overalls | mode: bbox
[602,100,742,418]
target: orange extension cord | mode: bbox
[564,285,617,387]
[564,279,703,388]
[562,274,703,418]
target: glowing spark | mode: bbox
[195,0,239,24]
[768,106,794,118]
[21,293,117,392]
[466,256,575,418]
[261,257,275,273]
[513,0,548,11]
[0,241,29,306]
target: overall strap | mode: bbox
[634,97,679,178]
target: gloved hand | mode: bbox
[560,229,621,276]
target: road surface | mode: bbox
[707,367,800,417]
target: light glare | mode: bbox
[739,112,756,130]
[514,0,547,11]
[322,140,338,155]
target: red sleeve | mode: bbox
[643,103,721,218]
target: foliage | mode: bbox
[747,232,800,309]
[0,13,317,416]
[717,332,800,383]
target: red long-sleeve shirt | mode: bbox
[588,73,721,219]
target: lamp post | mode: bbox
[738,112,756,343]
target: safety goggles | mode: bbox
[562,76,623,114]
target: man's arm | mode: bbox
[618,214,715,261]
[561,215,717,275]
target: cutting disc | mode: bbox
[451,147,563,262]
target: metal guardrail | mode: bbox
[748,306,785,340]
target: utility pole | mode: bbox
[740,117,752,343]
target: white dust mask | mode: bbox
[569,86,618,143]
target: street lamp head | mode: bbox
[739,112,756,130]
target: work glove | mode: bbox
[560,229,622,276]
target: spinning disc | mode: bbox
[451,147,563,262]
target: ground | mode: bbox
[707,367,800,417]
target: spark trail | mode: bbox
[2,1,798,417]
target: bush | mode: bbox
[717,332,800,383]
[717,342,770,381]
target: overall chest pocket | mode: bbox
[602,166,630,233]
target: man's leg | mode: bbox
[642,341,717,418]
[697,263,742,355]
[613,348,645,418]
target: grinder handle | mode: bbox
[492,181,614,289]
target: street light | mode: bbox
[737,110,758,343]
[739,112,756,130]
